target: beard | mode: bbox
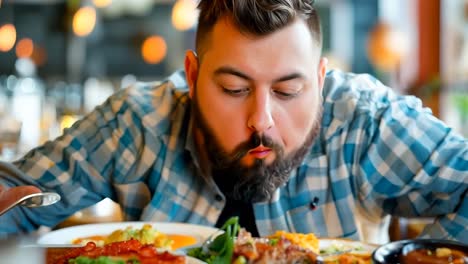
[191,91,322,203]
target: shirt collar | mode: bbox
[184,113,200,167]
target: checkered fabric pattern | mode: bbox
[1,70,466,243]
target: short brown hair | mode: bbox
[195,0,322,57]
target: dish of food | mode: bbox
[37,222,220,251]
[401,247,466,264]
[47,239,206,264]
[187,217,376,264]
[188,217,320,263]
[232,229,320,263]
[36,219,377,263]
[319,238,376,264]
[372,239,468,264]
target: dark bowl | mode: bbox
[372,239,468,264]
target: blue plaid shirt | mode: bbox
[1,70,467,243]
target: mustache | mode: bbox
[213,132,283,168]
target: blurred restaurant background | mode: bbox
[0,0,467,241]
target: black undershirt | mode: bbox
[212,168,260,237]
[215,199,260,237]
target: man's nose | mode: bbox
[247,91,274,132]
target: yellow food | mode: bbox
[72,224,197,250]
[268,230,319,253]
[169,234,198,250]
[435,247,452,257]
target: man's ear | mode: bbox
[317,57,328,92]
[184,50,199,99]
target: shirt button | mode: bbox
[215,194,223,202]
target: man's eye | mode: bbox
[274,90,298,100]
[222,87,249,96]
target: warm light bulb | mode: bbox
[16,38,34,58]
[60,115,80,131]
[141,35,167,64]
[171,0,198,31]
[0,24,17,52]
[73,7,97,37]
[93,0,112,8]
[367,22,409,71]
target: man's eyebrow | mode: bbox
[273,72,306,83]
[214,66,306,83]
[214,66,253,81]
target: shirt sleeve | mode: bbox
[0,84,154,235]
[351,83,468,242]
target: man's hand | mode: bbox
[0,185,41,215]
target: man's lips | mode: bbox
[248,146,272,158]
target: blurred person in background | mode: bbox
[0,0,466,244]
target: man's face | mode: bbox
[186,16,327,202]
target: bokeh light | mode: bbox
[73,6,97,37]
[367,22,409,71]
[141,35,167,64]
[171,0,198,31]
[0,24,17,52]
[93,0,112,8]
[16,38,34,58]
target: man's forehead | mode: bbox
[199,17,319,81]
[200,15,313,55]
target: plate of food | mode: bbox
[372,238,468,264]
[34,222,220,263]
[318,238,377,263]
[37,222,220,251]
[186,217,377,264]
[45,239,207,264]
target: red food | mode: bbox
[50,239,185,264]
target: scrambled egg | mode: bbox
[268,230,319,253]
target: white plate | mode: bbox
[37,221,219,247]
[36,222,216,264]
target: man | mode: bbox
[0,0,466,244]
